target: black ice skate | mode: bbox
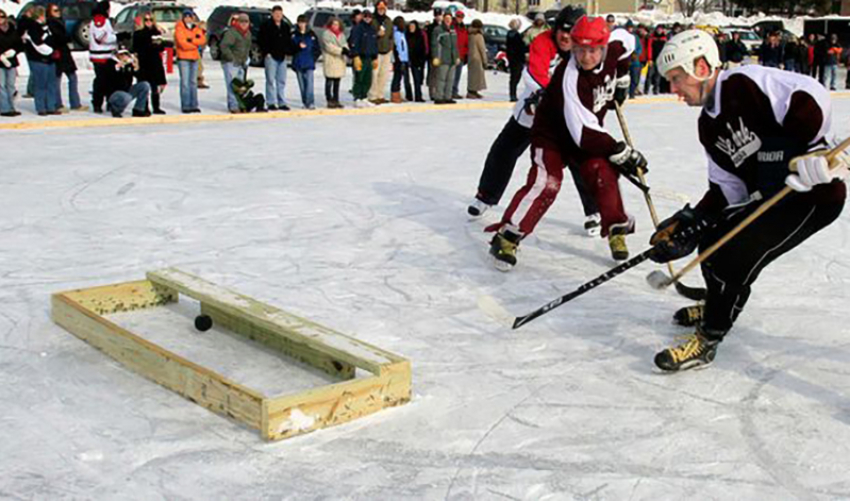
[655,330,718,372]
[489,230,521,271]
[584,213,601,237]
[673,303,705,327]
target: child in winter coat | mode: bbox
[291,14,320,109]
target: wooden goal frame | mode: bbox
[51,268,411,441]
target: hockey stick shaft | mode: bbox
[660,135,850,288]
[512,249,654,329]
[614,103,688,287]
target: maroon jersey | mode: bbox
[531,28,634,161]
[695,65,834,215]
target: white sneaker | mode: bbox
[467,198,492,220]
[354,100,366,108]
[584,213,602,237]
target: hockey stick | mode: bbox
[614,103,706,301]
[647,135,850,291]
[485,248,656,329]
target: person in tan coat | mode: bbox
[321,17,348,108]
[466,19,487,99]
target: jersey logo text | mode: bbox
[592,75,616,114]
[715,117,762,168]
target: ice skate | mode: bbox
[673,303,705,327]
[489,230,521,271]
[584,213,601,237]
[655,330,718,372]
[608,232,628,261]
[467,198,492,219]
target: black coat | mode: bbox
[24,21,54,64]
[0,23,22,69]
[258,18,293,61]
[506,29,525,64]
[48,18,76,74]
[133,27,166,86]
[104,61,136,97]
[406,28,427,68]
[725,39,747,63]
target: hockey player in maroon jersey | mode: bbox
[466,6,600,239]
[488,15,647,270]
[649,30,848,371]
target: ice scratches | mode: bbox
[331,437,838,494]
[444,382,552,500]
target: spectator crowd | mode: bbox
[0,2,848,119]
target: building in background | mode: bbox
[478,0,675,16]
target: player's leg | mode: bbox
[469,117,531,218]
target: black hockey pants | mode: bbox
[699,181,846,339]
[475,117,599,217]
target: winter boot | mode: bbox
[467,198,492,219]
[489,229,522,272]
[654,327,720,372]
[584,213,601,237]
[673,303,705,327]
[391,92,403,104]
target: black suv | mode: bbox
[207,6,290,67]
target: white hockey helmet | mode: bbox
[657,29,721,80]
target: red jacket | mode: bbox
[455,23,468,60]
[527,30,558,87]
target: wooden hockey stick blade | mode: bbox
[477,295,516,328]
[674,281,707,300]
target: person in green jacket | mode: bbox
[430,13,458,104]
[220,13,252,113]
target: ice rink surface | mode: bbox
[2,94,850,500]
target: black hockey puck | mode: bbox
[194,314,213,332]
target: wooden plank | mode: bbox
[148,268,406,374]
[52,293,264,430]
[263,360,412,440]
[200,303,355,381]
[59,280,177,316]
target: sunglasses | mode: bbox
[144,17,152,21]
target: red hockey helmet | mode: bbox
[570,16,610,47]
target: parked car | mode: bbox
[16,0,96,50]
[302,7,352,41]
[113,2,192,48]
[482,24,507,69]
[207,6,288,67]
[720,27,762,53]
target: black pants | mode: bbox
[391,61,412,100]
[92,62,116,109]
[325,78,340,103]
[410,63,424,101]
[699,181,846,338]
[508,61,523,101]
[475,117,598,216]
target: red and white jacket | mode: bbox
[89,15,117,63]
[530,28,634,161]
[511,29,561,128]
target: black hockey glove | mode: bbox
[649,204,713,263]
[609,142,648,177]
[523,89,543,116]
[614,76,629,106]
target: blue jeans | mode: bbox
[30,61,58,113]
[178,59,199,111]
[452,62,464,96]
[264,55,287,107]
[108,82,151,116]
[629,63,641,98]
[0,67,15,113]
[825,64,838,89]
[783,59,796,73]
[222,62,245,111]
[295,69,314,108]
[55,71,81,109]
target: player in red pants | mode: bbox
[488,16,648,270]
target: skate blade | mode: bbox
[492,257,515,272]
[585,228,601,238]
